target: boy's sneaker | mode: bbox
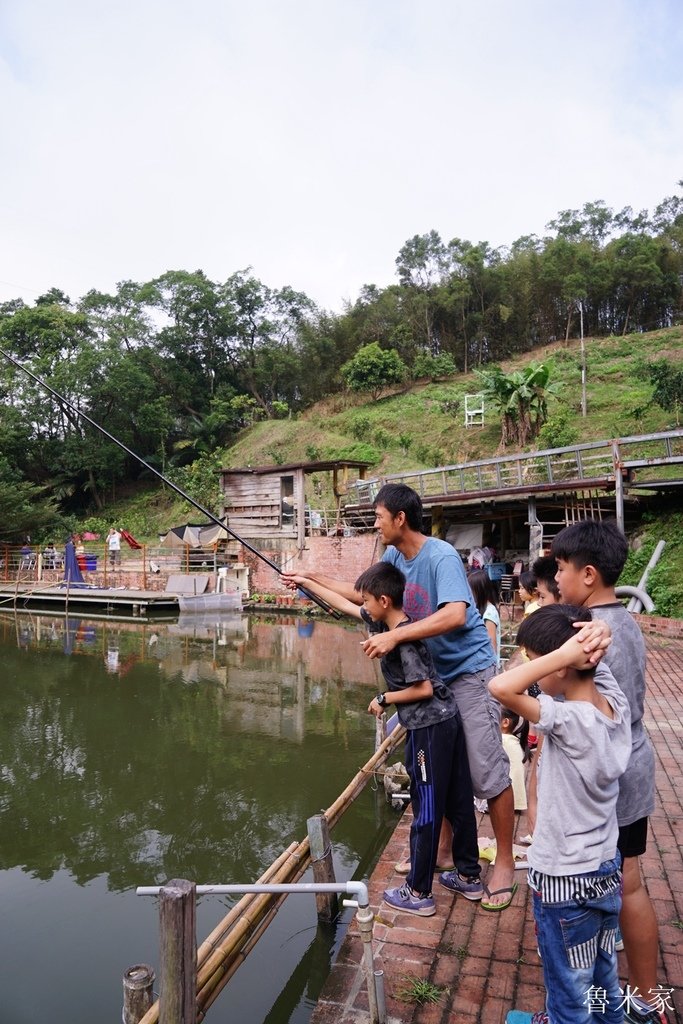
[505,1012,549,1024]
[382,883,436,917]
[438,870,484,901]
[623,998,667,1024]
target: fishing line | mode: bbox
[0,348,339,617]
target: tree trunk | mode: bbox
[88,467,104,511]
[622,301,631,336]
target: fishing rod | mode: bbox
[0,348,340,618]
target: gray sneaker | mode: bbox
[623,1000,667,1024]
[382,884,436,917]
[438,870,484,901]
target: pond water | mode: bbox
[0,611,397,1024]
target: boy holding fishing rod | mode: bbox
[285,560,483,916]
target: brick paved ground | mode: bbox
[311,634,683,1024]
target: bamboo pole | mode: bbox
[196,893,288,1018]
[138,844,304,1024]
[196,843,298,967]
[195,728,405,1010]
[195,846,311,996]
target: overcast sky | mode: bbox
[1,0,681,313]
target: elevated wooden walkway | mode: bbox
[345,429,683,528]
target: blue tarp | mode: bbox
[63,540,84,584]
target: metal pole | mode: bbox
[612,441,625,533]
[625,539,666,613]
[579,300,587,418]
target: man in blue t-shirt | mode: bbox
[284,482,517,910]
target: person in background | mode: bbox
[43,541,57,569]
[531,555,561,606]
[107,527,122,567]
[518,570,540,616]
[500,708,528,812]
[468,569,502,667]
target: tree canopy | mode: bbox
[0,182,682,536]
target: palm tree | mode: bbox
[476,362,559,447]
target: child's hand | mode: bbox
[560,633,596,670]
[367,696,385,718]
[573,618,612,665]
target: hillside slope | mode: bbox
[223,327,683,476]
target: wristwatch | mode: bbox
[375,692,387,706]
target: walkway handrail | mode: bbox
[345,428,683,506]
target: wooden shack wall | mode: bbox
[222,472,292,535]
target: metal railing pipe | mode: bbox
[137,880,385,1024]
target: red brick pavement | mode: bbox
[311,634,683,1024]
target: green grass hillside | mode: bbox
[223,327,683,474]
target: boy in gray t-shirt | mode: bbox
[490,604,631,1024]
[553,519,660,1024]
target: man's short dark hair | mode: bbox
[373,483,423,531]
[551,519,628,586]
[516,603,593,676]
[354,561,405,607]
[532,555,560,599]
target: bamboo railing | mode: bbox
[136,721,406,1024]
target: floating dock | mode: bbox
[0,583,181,618]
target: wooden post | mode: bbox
[159,879,197,1024]
[123,963,156,1024]
[431,504,443,538]
[306,814,338,922]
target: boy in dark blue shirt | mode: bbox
[287,560,482,916]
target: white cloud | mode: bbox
[1,0,681,311]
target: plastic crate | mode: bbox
[485,562,506,581]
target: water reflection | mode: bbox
[0,610,393,1024]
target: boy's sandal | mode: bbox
[480,881,518,912]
